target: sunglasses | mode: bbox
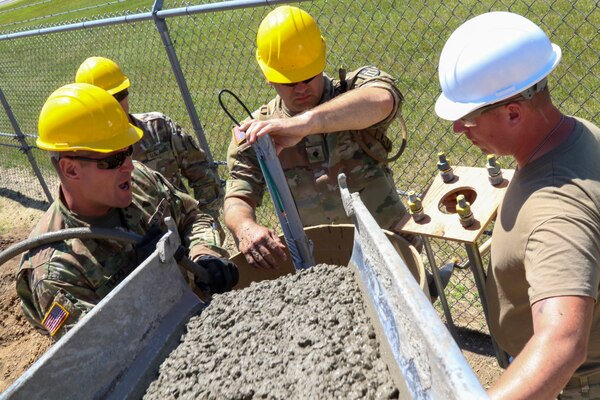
[63,146,134,170]
[280,75,318,88]
[113,88,129,102]
[460,97,526,127]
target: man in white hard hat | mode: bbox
[436,12,600,399]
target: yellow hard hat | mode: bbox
[37,83,142,153]
[256,6,326,84]
[75,56,130,95]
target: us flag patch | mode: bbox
[42,302,70,336]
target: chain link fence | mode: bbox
[0,0,598,341]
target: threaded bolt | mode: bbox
[486,154,503,186]
[407,190,425,222]
[456,194,474,227]
[437,152,455,183]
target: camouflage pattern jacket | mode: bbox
[130,112,224,221]
[16,162,226,340]
[226,66,408,230]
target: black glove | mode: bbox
[194,255,239,294]
[135,224,164,265]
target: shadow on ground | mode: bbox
[456,326,497,356]
[0,187,49,211]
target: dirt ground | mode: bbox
[0,195,504,393]
[0,196,52,393]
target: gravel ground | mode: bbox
[144,264,399,400]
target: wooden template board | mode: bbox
[397,166,515,244]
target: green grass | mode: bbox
[0,0,152,31]
[0,0,597,332]
[0,0,596,191]
[0,0,597,239]
[449,281,469,301]
[0,0,596,194]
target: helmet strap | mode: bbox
[338,66,347,92]
[520,77,548,100]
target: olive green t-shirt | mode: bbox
[488,117,600,378]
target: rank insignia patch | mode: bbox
[42,302,70,336]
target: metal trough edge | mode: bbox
[340,173,488,399]
[2,228,204,400]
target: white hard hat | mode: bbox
[435,11,561,121]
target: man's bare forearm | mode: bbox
[243,86,396,151]
[488,296,593,400]
[303,86,394,134]
[223,197,257,239]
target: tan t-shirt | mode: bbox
[489,117,600,378]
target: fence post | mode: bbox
[0,87,53,203]
[151,0,215,166]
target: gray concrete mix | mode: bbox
[143,264,399,400]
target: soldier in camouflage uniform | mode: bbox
[129,112,224,246]
[224,6,409,269]
[17,83,237,340]
[130,112,223,220]
[76,56,224,245]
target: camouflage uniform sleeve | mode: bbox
[175,184,228,260]
[17,251,96,340]
[346,66,404,128]
[165,115,225,220]
[134,162,227,259]
[224,127,267,207]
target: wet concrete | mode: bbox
[144,264,399,399]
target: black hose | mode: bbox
[0,228,141,266]
[0,227,210,283]
[217,89,254,127]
